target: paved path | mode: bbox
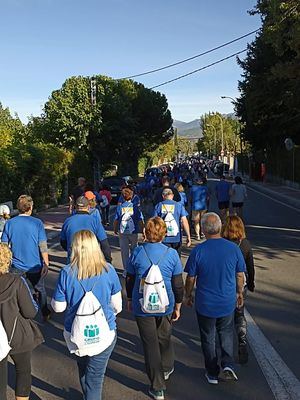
[7,182,300,400]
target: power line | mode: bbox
[121,29,260,79]
[150,49,247,90]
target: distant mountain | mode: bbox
[173,119,202,138]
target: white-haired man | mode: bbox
[185,212,245,384]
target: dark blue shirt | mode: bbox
[127,243,183,317]
[2,215,47,272]
[61,212,107,260]
[185,238,246,317]
[53,264,121,332]
[216,180,231,202]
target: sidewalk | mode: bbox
[36,205,69,240]
[244,179,300,210]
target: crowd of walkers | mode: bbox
[0,158,255,400]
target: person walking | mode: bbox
[126,217,184,400]
[0,205,10,241]
[153,176,181,206]
[215,175,231,223]
[0,243,44,400]
[190,178,210,240]
[69,177,86,214]
[222,215,255,364]
[113,185,144,276]
[153,188,191,255]
[185,212,246,384]
[1,195,51,320]
[61,196,111,264]
[174,183,188,209]
[51,230,122,400]
[85,191,102,224]
[230,176,247,218]
[99,185,112,226]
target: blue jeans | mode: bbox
[197,312,235,377]
[77,334,117,400]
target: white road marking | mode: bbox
[245,309,300,400]
[247,186,300,213]
[246,225,300,233]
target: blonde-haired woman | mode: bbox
[0,243,43,400]
[222,215,255,364]
[51,230,122,400]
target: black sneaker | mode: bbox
[223,367,238,381]
[239,344,248,364]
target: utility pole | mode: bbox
[90,77,100,188]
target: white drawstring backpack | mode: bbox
[0,316,17,361]
[139,247,170,314]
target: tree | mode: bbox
[236,0,300,149]
[34,75,173,176]
[199,113,242,157]
[0,103,24,148]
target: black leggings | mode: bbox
[0,351,32,399]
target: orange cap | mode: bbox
[84,191,96,200]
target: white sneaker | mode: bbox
[223,366,238,381]
[164,367,174,380]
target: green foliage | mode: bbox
[138,138,176,175]
[35,75,173,176]
[237,0,300,149]
[198,113,242,156]
[0,104,73,207]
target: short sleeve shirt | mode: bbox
[191,185,208,211]
[60,212,107,260]
[153,199,188,243]
[52,263,122,332]
[127,243,183,317]
[185,238,246,317]
[114,201,144,234]
[2,215,47,272]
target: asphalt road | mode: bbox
[7,179,300,400]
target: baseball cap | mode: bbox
[85,191,96,200]
[76,196,89,207]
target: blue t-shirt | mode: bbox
[52,264,122,332]
[61,212,107,260]
[127,243,183,317]
[153,199,188,244]
[191,185,209,211]
[2,215,47,272]
[179,192,187,207]
[89,207,102,224]
[216,180,231,202]
[114,201,144,234]
[185,238,246,318]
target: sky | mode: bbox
[0,0,261,123]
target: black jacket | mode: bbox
[0,273,44,354]
[238,238,255,292]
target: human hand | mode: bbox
[236,293,244,308]
[171,309,181,322]
[186,237,192,247]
